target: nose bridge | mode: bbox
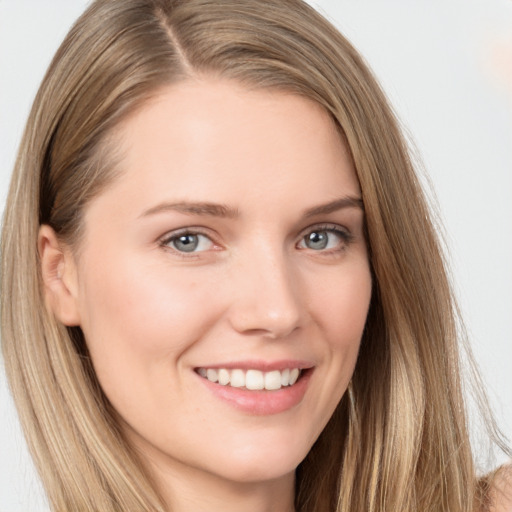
[228,240,303,338]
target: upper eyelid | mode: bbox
[159,230,219,257]
[297,222,352,238]
[159,226,217,243]
[296,224,355,251]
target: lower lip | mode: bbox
[197,369,313,415]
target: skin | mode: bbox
[39,79,372,512]
[489,467,512,512]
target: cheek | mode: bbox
[313,261,372,344]
[76,253,221,387]
[316,261,372,392]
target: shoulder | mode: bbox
[485,465,512,512]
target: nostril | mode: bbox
[228,309,301,339]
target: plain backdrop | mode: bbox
[1,1,511,510]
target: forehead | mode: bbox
[87,78,360,220]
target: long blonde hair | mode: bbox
[1,0,507,510]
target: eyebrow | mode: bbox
[303,196,364,217]
[140,201,240,219]
[139,196,363,220]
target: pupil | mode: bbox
[175,234,198,252]
[307,231,328,250]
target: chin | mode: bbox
[201,433,312,484]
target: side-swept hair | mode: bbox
[1,1,507,510]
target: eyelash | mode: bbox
[296,224,354,255]
[159,224,354,257]
[159,228,217,258]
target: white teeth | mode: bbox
[218,368,230,385]
[289,368,300,385]
[206,369,218,383]
[230,369,245,388]
[264,370,282,391]
[246,369,264,390]
[197,367,303,390]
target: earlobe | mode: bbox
[38,225,81,326]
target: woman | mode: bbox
[1,0,510,510]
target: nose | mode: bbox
[226,246,303,339]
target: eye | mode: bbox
[163,232,215,253]
[297,226,352,252]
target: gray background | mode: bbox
[1,1,511,510]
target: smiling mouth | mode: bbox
[196,367,303,391]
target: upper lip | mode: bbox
[194,360,314,372]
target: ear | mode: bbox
[38,225,81,326]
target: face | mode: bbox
[54,80,371,491]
